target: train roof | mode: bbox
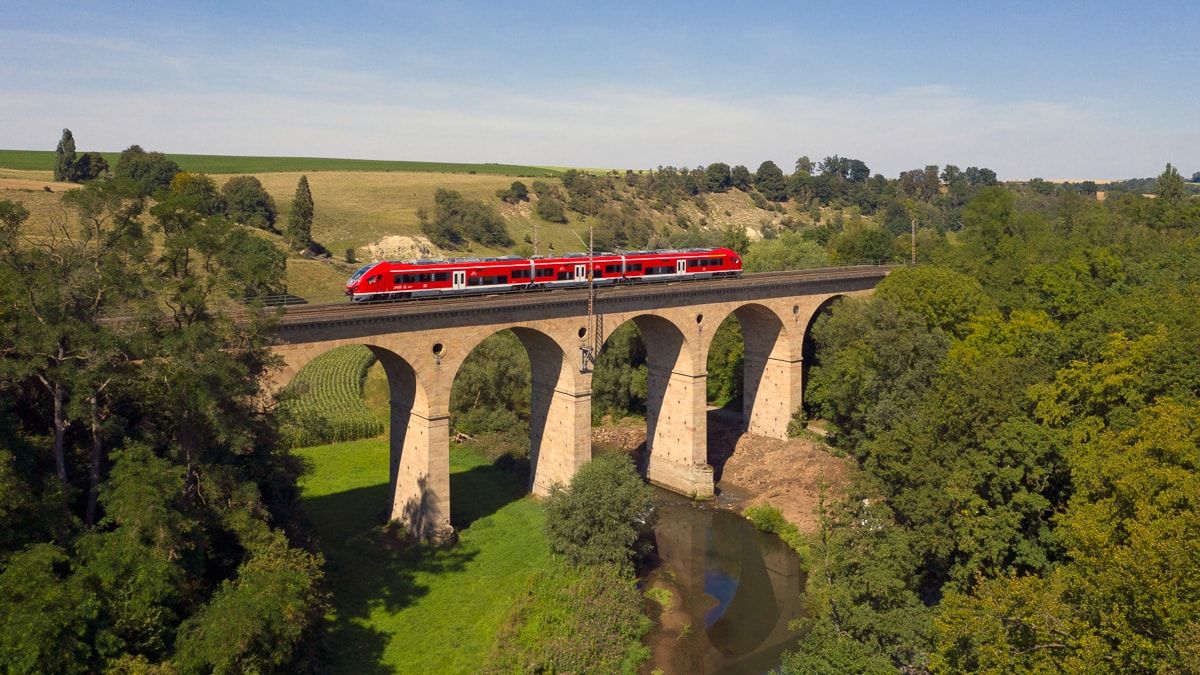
[380,247,728,267]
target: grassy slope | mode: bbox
[0,149,564,176]
[297,438,557,673]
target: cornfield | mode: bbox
[280,345,385,447]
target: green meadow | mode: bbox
[296,438,557,673]
[0,149,564,177]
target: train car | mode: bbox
[345,247,741,301]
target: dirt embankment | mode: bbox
[591,410,854,534]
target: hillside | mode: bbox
[0,161,797,302]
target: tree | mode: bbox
[534,195,568,223]
[113,146,180,196]
[1191,171,1200,183]
[419,188,513,249]
[794,156,814,176]
[731,164,752,191]
[222,176,277,230]
[1157,162,1187,204]
[704,162,732,192]
[168,172,224,216]
[286,175,314,249]
[54,129,77,182]
[543,453,653,568]
[755,161,788,201]
[71,152,109,182]
[847,159,871,183]
[496,181,529,204]
[744,232,828,272]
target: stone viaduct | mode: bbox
[269,267,889,542]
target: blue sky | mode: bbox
[2,1,1196,178]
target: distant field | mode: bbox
[0,149,565,177]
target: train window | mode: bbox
[512,269,532,279]
[536,268,555,278]
[396,273,419,283]
[432,272,449,282]
[605,264,622,273]
[645,266,674,275]
[593,268,603,278]
[556,271,571,281]
[419,273,433,282]
[708,258,722,266]
[628,263,643,272]
[467,275,508,286]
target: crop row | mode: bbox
[280,345,385,448]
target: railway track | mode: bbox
[276,264,896,325]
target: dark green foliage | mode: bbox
[419,188,513,249]
[174,534,324,674]
[704,162,732,192]
[754,160,788,201]
[0,182,321,671]
[743,232,828,271]
[731,164,752,191]
[830,223,895,262]
[286,174,314,249]
[592,322,648,422]
[113,145,181,196]
[543,453,653,569]
[221,175,277,230]
[533,195,568,223]
[450,331,530,436]
[705,316,743,407]
[168,172,225,216]
[0,544,97,673]
[594,204,653,251]
[71,151,109,182]
[487,563,651,673]
[280,345,384,447]
[54,128,77,182]
[496,180,529,203]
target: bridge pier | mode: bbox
[742,352,802,439]
[389,401,455,544]
[529,383,593,496]
[645,365,714,499]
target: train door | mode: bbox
[574,264,587,281]
[452,270,466,289]
[676,259,687,275]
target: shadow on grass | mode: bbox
[302,456,528,672]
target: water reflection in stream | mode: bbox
[642,487,809,674]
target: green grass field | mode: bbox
[297,438,557,673]
[280,345,385,447]
[0,149,565,177]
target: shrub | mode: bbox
[744,503,811,566]
[279,345,384,447]
[534,196,568,223]
[222,175,277,230]
[544,454,653,568]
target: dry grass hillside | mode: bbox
[0,164,796,300]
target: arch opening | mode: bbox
[800,294,848,421]
[446,326,590,514]
[593,314,713,498]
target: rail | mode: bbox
[269,262,898,325]
[245,259,899,310]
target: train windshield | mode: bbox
[348,264,373,283]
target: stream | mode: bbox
[640,486,809,674]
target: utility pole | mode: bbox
[910,216,917,265]
[572,223,598,372]
[532,219,539,257]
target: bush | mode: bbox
[534,196,568,223]
[544,454,653,568]
[420,188,513,249]
[222,175,277,230]
[744,503,811,565]
[279,345,384,447]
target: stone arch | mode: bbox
[702,302,799,440]
[799,294,849,411]
[599,314,713,498]
[443,325,591,496]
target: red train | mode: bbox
[345,247,742,301]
